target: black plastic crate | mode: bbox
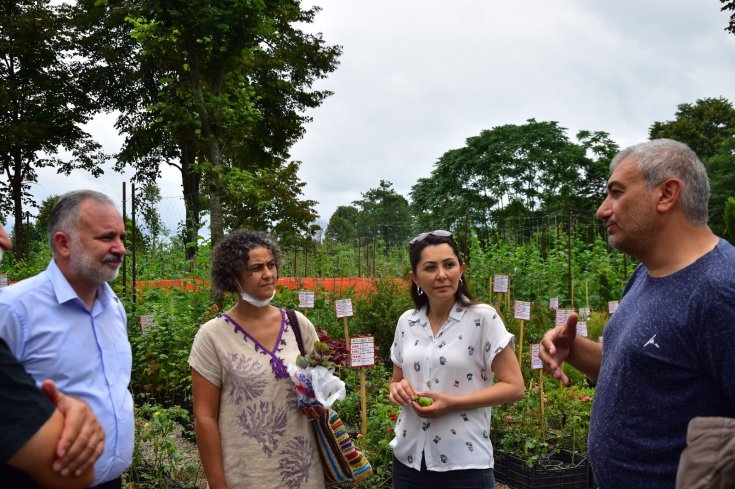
[494,449,589,489]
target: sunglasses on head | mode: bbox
[409,229,453,245]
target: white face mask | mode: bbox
[236,281,276,308]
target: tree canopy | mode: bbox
[409,119,615,243]
[70,0,340,258]
[1,1,105,258]
[649,97,735,235]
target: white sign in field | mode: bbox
[335,298,354,318]
[514,300,531,321]
[350,335,375,368]
[530,343,543,370]
[577,321,588,337]
[549,297,559,310]
[608,301,619,314]
[298,290,315,309]
[555,308,575,327]
[140,315,155,333]
[493,274,509,293]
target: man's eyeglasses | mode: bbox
[409,229,453,245]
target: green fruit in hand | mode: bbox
[413,395,433,407]
[296,355,309,369]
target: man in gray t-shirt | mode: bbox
[539,139,735,489]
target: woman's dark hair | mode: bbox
[211,230,282,293]
[408,234,474,310]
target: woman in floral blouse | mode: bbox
[388,230,525,489]
[189,230,325,489]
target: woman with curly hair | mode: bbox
[189,230,325,489]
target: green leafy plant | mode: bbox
[126,404,201,489]
[492,375,594,468]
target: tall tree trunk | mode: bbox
[179,138,201,264]
[11,149,25,260]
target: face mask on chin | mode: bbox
[236,281,276,308]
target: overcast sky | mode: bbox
[22,0,735,233]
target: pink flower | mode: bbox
[505,415,513,421]
[581,395,592,403]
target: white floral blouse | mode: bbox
[390,302,514,472]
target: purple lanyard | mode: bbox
[221,309,290,379]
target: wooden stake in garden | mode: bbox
[513,300,531,364]
[530,343,546,434]
[493,274,510,311]
[350,335,375,438]
[298,290,315,317]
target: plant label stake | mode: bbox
[140,314,155,333]
[576,321,588,337]
[513,300,531,363]
[530,343,546,434]
[350,335,375,437]
[335,298,354,352]
[549,297,559,310]
[298,290,315,316]
[555,308,575,327]
[493,274,509,310]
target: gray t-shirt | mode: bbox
[589,239,735,489]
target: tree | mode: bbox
[410,120,611,243]
[71,0,340,259]
[649,97,735,159]
[325,205,359,244]
[0,1,105,259]
[33,194,59,243]
[722,0,735,34]
[220,160,318,238]
[724,196,735,243]
[649,97,735,234]
[353,180,412,249]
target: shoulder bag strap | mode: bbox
[286,309,306,355]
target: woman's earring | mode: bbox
[417,286,424,296]
[459,278,464,286]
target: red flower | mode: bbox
[389,412,397,421]
[387,427,393,432]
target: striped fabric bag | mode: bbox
[311,408,373,485]
[286,309,372,485]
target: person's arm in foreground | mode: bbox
[538,313,603,385]
[192,368,229,489]
[8,405,95,489]
[40,380,105,477]
[410,345,525,419]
